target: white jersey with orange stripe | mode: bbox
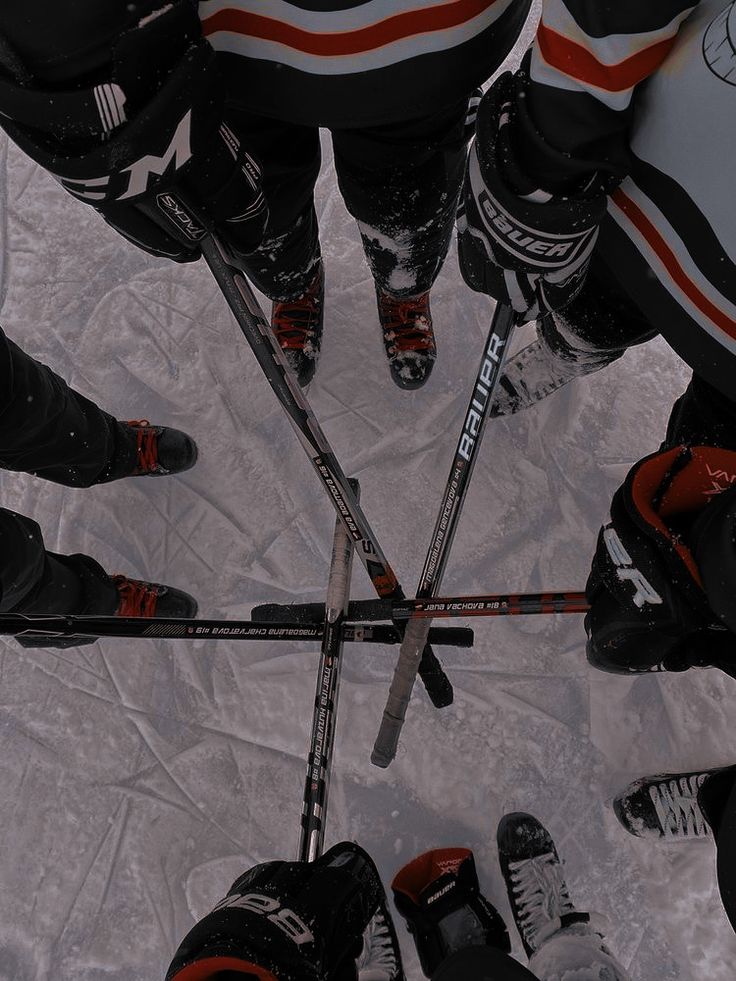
[198,0,532,128]
[521,0,735,399]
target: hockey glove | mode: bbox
[457,70,607,322]
[586,445,736,676]
[166,841,384,981]
[391,847,510,978]
[0,0,267,262]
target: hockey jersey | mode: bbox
[524,0,735,399]
[200,0,532,128]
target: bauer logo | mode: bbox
[211,892,315,946]
[459,331,505,461]
[603,526,662,608]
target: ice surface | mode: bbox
[1,18,735,981]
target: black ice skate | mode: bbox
[613,767,732,841]
[376,288,437,390]
[492,312,621,417]
[112,574,198,620]
[357,891,405,981]
[271,263,325,386]
[100,419,198,482]
[497,812,590,958]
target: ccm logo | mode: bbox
[603,526,662,608]
[212,892,315,946]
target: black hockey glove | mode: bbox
[166,842,383,981]
[391,848,510,978]
[457,69,607,322]
[586,445,736,677]
[0,0,267,262]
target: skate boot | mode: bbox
[613,766,735,841]
[357,891,405,981]
[99,419,198,482]
[271,263,325,386]
[376,288,436,390]
[492,311,622,417]
[113,574,198,619]
[497,812,589,958]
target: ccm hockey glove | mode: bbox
[0,0,267,262]
[392,848,510,977]
[458,69,607,322]
[586,445,736,676]
[166,842,384,981]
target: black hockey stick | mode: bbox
[252,590,590,623]
[372,302,516,767]
[0,613,473,646]
[197,231,453,708]
[299,480,357,861]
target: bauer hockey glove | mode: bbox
[457,70,607,322]
[391,847,510,977]
[586,445,736,676]
[166,841,384,981]
[0,0,267,262]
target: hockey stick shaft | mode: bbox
[252,591,590,623]
[199,233,452,707]
[298,481,356,861]
[372,303,516,767]
[0,613,473,646]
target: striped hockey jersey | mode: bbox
[200,0,532,128]
[524,0,735,398]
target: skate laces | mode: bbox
[358,909,399,981]
[113,576,161,618]
[125,420,161,475]
[378,293,435,354]
[649,775,711,838]
[508,852,576,949]
[272,273,323,351]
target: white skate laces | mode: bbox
[507,852,577,952]
[648,775,712,839]
[358,909,401,981]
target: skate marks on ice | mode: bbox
[0,134,735,981]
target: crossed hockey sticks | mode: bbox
[196,230,454,709]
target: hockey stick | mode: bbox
[252,590,590,624]
[197,231,453,708]
[372,302,516,767]
[299,480,357,861]
[0,613,473,646]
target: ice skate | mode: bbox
[497,812,583,957]
[358,892,405,981]
[376,288,436,390]
[492,312,622,417]
[271,263,325,386]
[122,419,198,477]
[613,767,732,841]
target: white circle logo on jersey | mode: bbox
[703,1,736,85]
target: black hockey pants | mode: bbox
[229,96,474,301]
[0,327,130,614]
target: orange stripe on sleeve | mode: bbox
[611,187,736,342]
[202,0,500,55]
[537,23,677,93]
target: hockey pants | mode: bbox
[0,326,131,614]
[227,96,475,301]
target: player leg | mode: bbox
[332,93,477,390]
[0,327,196,486]
[223,109,324,386]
